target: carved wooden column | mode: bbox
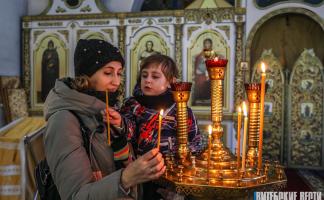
[22,22,31,108]
[175,22,183,78]
[117,14,126,98]
[234,20,245,108]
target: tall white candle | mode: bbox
[242,101,248,171]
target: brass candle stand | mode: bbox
[170,82,193,163]
[245,83,261,167]
[155,51,286,199]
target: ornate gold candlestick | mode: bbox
[206,57,231,162]
[245,83,261,167]
[170,82,192,162]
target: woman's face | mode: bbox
[140,64,170,96]
[89,61,123,92]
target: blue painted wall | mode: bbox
[0,0,27,76]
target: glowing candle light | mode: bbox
[157,109,164,149]
[237,106,242,170]
[207,125,212,181]
[105,90,111,145]
[258,62,266,171]
[241,101,248,171]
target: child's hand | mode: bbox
[101,108,122,127]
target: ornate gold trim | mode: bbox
[102,29,114,41]
[37,22,63,27]
[57,30,69,42]
[175,24,183,78]
[83,20,110,26]
[22,28,31,109]
[33,30,45,43]
[233,21,244,109]
[216,25,230,40]
[184,8,235,23]
[187,26,200,40]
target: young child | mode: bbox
[121,54,202,157]
[120,54,202,199]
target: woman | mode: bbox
[43,39,165,200]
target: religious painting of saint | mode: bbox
[300,102,314,118]
[41,40,59,101]
[33,35,68,106]
[264,102,273,116]
[266,79,274,90]
[187,30,229,111]
[192,38,212,106]
[138,40,160,64]
[130,32,169,94]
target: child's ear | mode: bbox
[171,77,177,84]
[167,77,177,88]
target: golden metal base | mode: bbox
[157,155,287,199]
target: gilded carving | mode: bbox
[175,24,182,78]
[102,29,114,42]
[131,26,139,34]
[289,49,323,167]
[147,18,153,26]
[128,19,142,24]
[80,5,91,12]
[187,26,200,40]
[83,20,110,26]
[158,18,172,23]
[55,6,66,13]
[216,25,230,40]
[184,8,234,23]
[38,22,63,27]
[234,22,244,109]
[33,30,45,43]
[22,28,31,107]
[77,29,89,41]
[57,30,69,42]
[161,26,169,34]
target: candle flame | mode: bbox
[242,101,248,117]
[208,125,212,135]
[237,106,242,113]
[261,62,266,73]
[160,109,164,116]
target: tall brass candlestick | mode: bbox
[258,63,266,171]
[245,83,261,167]
[205,57,230,161]
[105,90,111,145]
[171,82,192,162]
[237,106,242,170]
[242,101,248,172]
[157,109,164,150]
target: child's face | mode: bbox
[140,64,170,96]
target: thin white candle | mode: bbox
[241,101,248,171]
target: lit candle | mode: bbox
[241,101,248,171]
[105,90,111,145]
[237,106,242,170]
[258,62,266,171]
[207,125,212,181]
[157,109,164,149]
